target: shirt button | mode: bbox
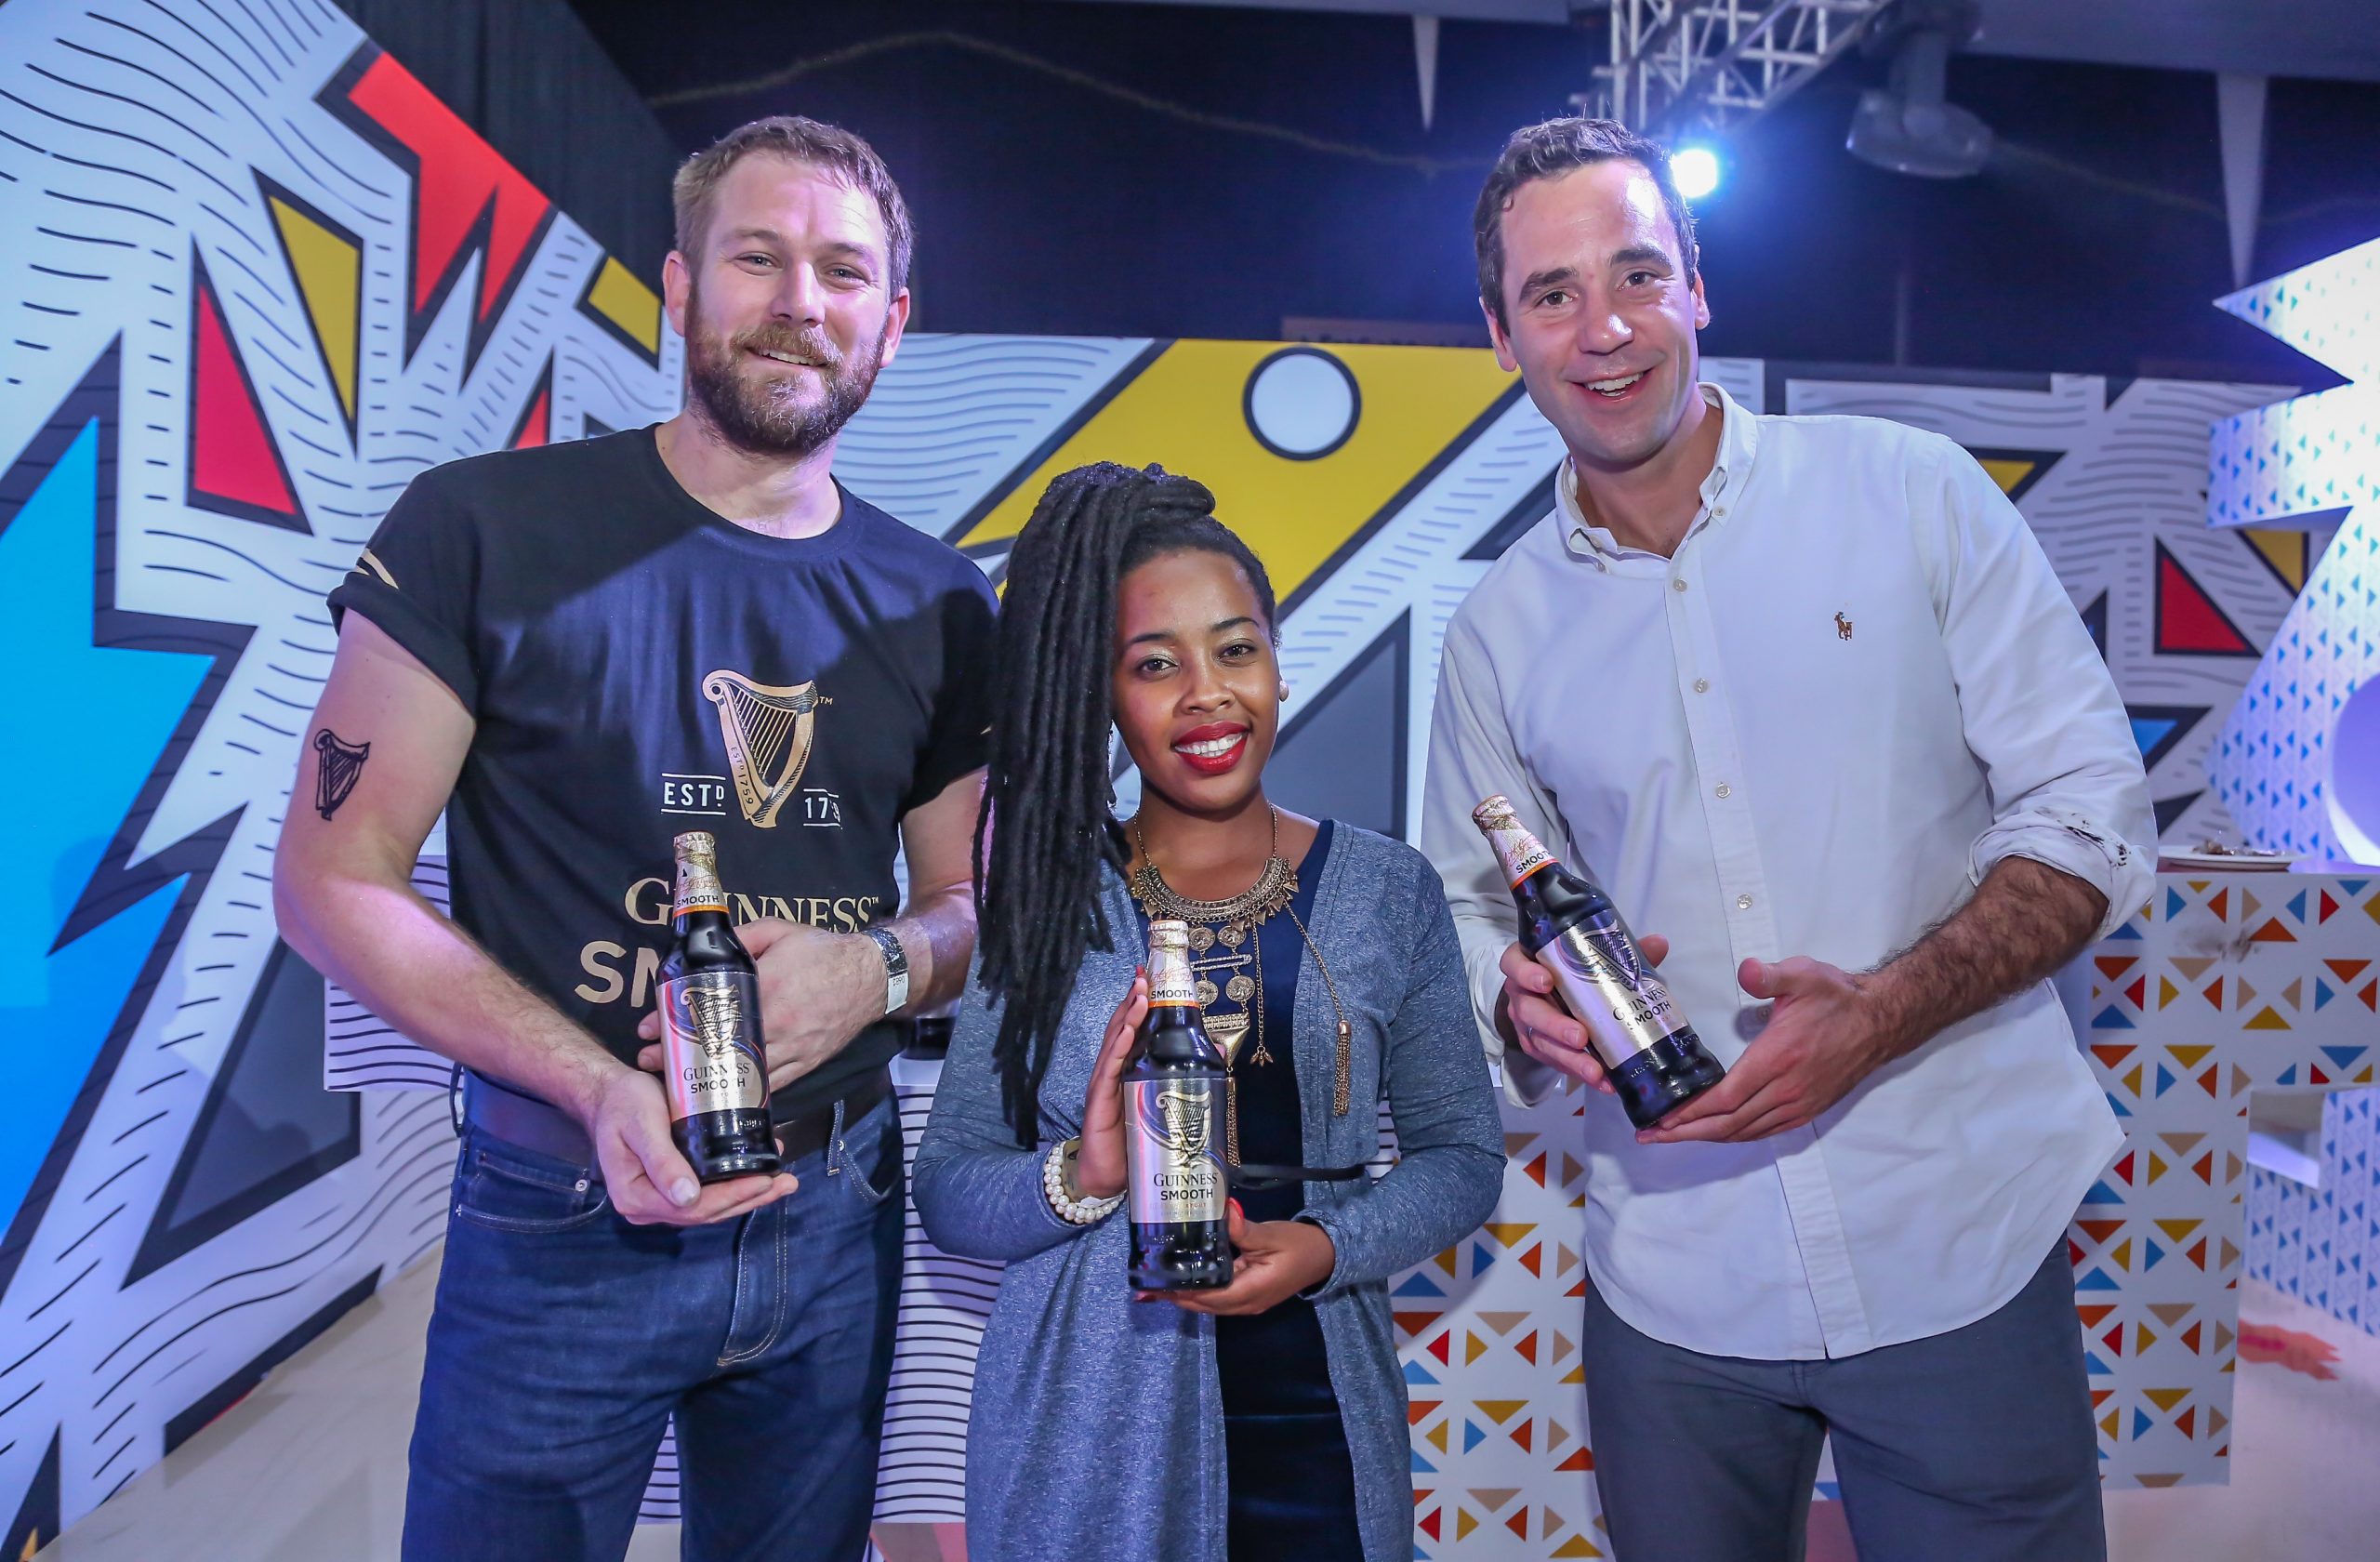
[1712,506,1727,518]
[1672,578,1688,593]
[1736,894,1754,910]
[1694,678,1710,694]
[1715,783,1732,799]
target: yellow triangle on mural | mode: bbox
[584,255,661,354]
[2145,1387,2191,1412]
[1456,1510,1479,1542]
[1475,1399,1527,1424]
[953,340,1517,602]
[268,193,361,426]
[1552,1539,1605,1559]
[1465,1332,1489,1365]
[1977,457,2036,496]
[2156,1220,2202,1242]
[2241,527,2309,593]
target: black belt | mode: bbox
[1229,1162,1367,1192]
[463,1066,892,1173]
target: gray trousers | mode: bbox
[1580,1244,2106,1562]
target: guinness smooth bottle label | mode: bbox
[1544,917,1689,1067]
[659,969,768,1117]
[1126,1077,1226,1224]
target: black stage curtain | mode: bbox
[333,0,678,280]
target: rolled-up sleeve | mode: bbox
[1921,437,2156,938]
[1418,606,1571,1105]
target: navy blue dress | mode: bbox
[1136,821,1362,1560]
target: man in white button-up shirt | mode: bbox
[1421,118,2153,1562]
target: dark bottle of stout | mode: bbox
[1473,796,1726,1129]
[657,831,781,1181]
[1125,920,1233,1291]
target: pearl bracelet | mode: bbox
[1043,1138,1123,1225]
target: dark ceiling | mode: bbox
[562,0,2380,384]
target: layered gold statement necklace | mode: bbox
[1128,805,1351,1165]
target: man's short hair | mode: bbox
[1474,116,1698,331]
[672,115,914,295]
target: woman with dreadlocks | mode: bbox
[912,461,1503,1562]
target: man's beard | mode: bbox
[684,289,886,459]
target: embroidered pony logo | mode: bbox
[1834,612,1855,641]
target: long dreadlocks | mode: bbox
[974,461,1279,1147]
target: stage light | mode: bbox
[1846,0,1991,179]
[1673,146,1720,201]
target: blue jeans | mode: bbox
[403,1096,904,1562]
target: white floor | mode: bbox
[34,1248,2380,1561]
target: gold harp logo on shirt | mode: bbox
[702,668,832,829]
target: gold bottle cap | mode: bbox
[672,832,728,917]
[1473,795,1554,888]
[1145,920,1197,1007]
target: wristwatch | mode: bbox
[863,925,910,1017]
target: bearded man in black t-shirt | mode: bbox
[273,117,997,1562]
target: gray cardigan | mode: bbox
[913,824,1506,1562]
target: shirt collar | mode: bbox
[1557,382,1759,563]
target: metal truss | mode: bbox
[1581,0,1896,141]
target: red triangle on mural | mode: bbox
[2113,1152,2135,1185]
[2125,976,2148,1008]
[2152,542,2256,655]
[509,379,550,449]
[2250,918,2298,944]
[2320,891,2342,922]
[189,258,301,526]
[2326,960,2371,984]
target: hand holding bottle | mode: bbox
[1145,1201,1336,1316]
[1072,968,1148,1200]
[1498,932,1671,1092]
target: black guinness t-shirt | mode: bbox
[327,427,998,1120]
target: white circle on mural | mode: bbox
[2326,678,2380,866]
[1244,349,1360,460]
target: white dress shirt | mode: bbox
[1420,384,2151,1361]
